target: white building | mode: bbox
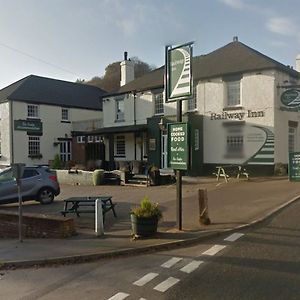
[96,39,300,175]
[0,75,105,168]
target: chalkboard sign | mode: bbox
[288,152,300,181]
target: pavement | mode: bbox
[0,176,300,269]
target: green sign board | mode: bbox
[289,152,300,181]
[281,89,300,108]
[167,122,189,170]
[14,119,43,132]
[166,43,193,102]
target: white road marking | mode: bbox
[107,292,129,300]
[133,272,159,286]
[180,260,203,273]
[161,257,182,268]
[154,277,180,292]
[224,232,244,242]
[202,245,226,256]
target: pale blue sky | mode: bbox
[0,0,300,89]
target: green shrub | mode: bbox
[131,196,162,219]
[51,154,62,169]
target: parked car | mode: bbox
[0,166,60,205]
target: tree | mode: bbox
[78,57,155,92]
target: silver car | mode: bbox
[0,166,60,204]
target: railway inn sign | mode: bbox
[210,110,265,121]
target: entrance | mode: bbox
[60,140,71,162]
[161,134,168,169]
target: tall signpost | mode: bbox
[165,42,193,230]
[11,163,25,242]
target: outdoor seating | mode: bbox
[61,196,117,223]
[214,165,249,182]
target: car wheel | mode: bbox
[37,187,55,204]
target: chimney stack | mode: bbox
[296,54,300,72]
[120,51,134,87]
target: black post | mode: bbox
[176,99,183,230]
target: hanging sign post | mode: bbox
[165,42,193,230]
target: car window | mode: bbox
[22,169,39,178]
[0,169,15,182]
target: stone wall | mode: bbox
[0,210,76,238]
[56,169,94,185]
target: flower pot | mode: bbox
[131,214,158,237]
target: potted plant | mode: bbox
[130,196,162,238]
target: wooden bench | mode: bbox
[61,196,117,223]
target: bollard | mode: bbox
[198,189,211,225]
[95,199,104,236]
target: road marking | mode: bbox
[180,260,203,273]
[154,277,180,292]
[224,232,244,242]
[107,292,129,300]
[133,272,159,286]
[161,257,182,268]
[202,245,226,256]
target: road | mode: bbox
[1,199,300,300]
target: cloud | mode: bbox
[266,17,297,36]
[219,0,248,10]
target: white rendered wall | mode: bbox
[0,102,11,166]
[9,101,101,166]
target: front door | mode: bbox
[60,140,72,162]
[161,134,168,169]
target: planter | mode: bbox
[131,214,159,237]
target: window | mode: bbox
[154,93,164,115]
[87,136,94,143]
[28,136,40,156]
[227,80,241,107]
[77,136,85,143]
[188,86,197,111]
[61,108,69,121]
[115,99,125,121]
[115,135,125,157]
[227,135,244,156]
[95,136,102,143]
[27,104,39,118]
[289,127,296,153]
[60,141,71,162]
[22,169,39,178]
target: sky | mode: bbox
[0,0,300,89]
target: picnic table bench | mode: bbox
[214,165,249,182]
[61,196,117,222]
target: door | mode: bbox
[161,134,168,169]
[60,140,72,162]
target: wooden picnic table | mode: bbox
[61,196,117,222]
[215,165,249,182]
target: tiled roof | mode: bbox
[112,41,300,95]
[0,75,106,110]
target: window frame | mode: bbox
[115,135,125,157]
[27,104,39,119]
[28,136,41,157]
[76,136,86,143]
[154,92,164,115]
[115,98,125,122]
[226,80,241,107]
[188,85,197,111]
[61,108,69,122]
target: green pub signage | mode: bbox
[167,122,189,170]
[14,120,43,132]
[289,152,300,181]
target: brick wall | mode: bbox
[0,210,76,238]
